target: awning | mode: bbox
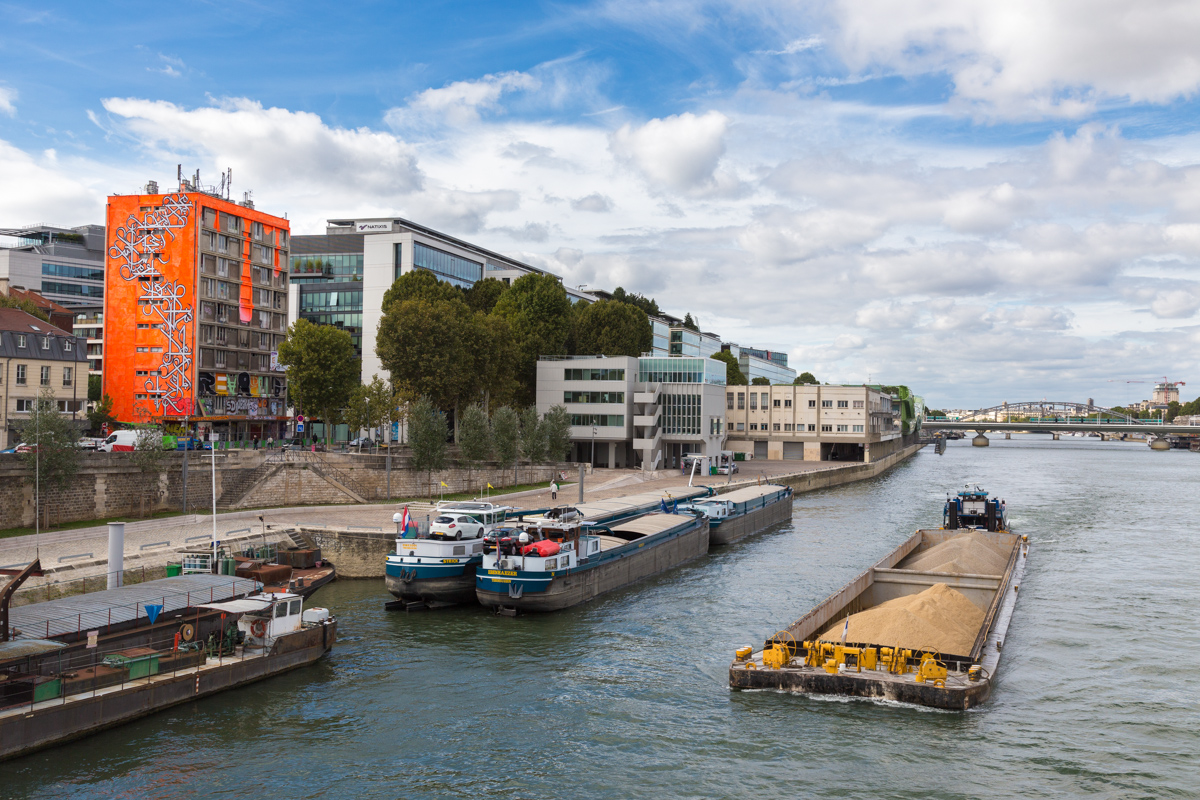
[195,598,274,614]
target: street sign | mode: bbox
[296,414,305,423]
[297,422,305,432]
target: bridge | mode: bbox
[923,401,1199,447]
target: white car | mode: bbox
[430,514,485,540]
[717,463,739,474]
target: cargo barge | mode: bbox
[679,484,793,545]
[729,509,1027,709]
[0,575,335,760]
[476,510,709,614]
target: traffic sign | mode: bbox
[296,414,305,423]
[297,422,305,432]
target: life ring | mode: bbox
[250,619,267,638]
[180,623,195,642]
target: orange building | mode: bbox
[104,183,291,440]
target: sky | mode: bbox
[2,0,1199,409]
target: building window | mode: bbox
[63,367,72,387]
[853,400,864,408]
[413,241,482,287]
[784,423,793,431]
[853,425,864,432]
[568,414,625,427]
[63,339,72,352]
[749,423,758,431]
[808,399,816,408]
[16,398,32,412]
[808,424,817,431]
[761,393,769,406]
[821,400,832,408]
[39,366,50,386]
[727,392,734,410]
[16,364,26,385]
[773,423,781,431]
[749,394,757,410]
[563,391,625,404]
[784,399,792,407]
[837,400,848,408]
[821,424,832,432]
[40,336,50,349]
[737,393,745,410]
[736,423,744,431]
[837,424,848,432]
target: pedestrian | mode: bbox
[267,436,274,449]
[253,436,259,450]
[551,480,558,501]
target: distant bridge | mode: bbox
[924,401,1199,436]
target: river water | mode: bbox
[6,435,1198,799]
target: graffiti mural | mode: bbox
[107,194,194,417]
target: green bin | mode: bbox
[166,563,183,577]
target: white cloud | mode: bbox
[387,71,539,129]
[830,0,1200,117]
[759,36,825,56]
[0,87,16,116]
[610,111,729,192]
[571,193,613,212]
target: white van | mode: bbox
[98,430,139,452]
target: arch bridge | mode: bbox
[924,400,1199,440]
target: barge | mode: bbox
[729,493,1026,709]
[385,501,516,605]
[476,510,709,614]
[0,588,335,760]
[679,484,793,545]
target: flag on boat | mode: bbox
[840,617,849,644]
[660,498,668,513]
[400,505,412,535]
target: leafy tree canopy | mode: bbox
[710,350,747,386]
[0,293,49,322]
[573,300,652,357]
[493,273,573,405]
[751,376,771,385]
[15,389,80,494]
[277,319,360,445]
[87,393,117,434]
[491,406,521,468]
[407,396,449,499]
[682,312,699,331]
[88,374,102,403]
[382,268,464,308]
[610,286,661,317]
[543,405,572,463]
[464,277,509,314]
[794,372,818,385]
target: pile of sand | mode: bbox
[818,583,985,656]
[897,531,1010,576]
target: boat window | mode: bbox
[453,546,466,555]
[275,603,288,619]
[473,543,484,553]
[289,599,301,615]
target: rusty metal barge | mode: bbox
[729,492,1027,710]
[0,574,335,761]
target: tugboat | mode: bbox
[475,508,708,614]
[678,484,793,546]
[944,485,1008,531]
[385,501,517,606]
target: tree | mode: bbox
[493,273,573,405]
[464,277,509,314]
[0,293,49,322]
[377,296,474,422]
[710,351,747,385]
[15,389,80,528]
[382,268,464,309]
[457,403,493,486]
[407,396,448,500]
[682,312,699,331]
[751,377,770,385]
[128,427,171,517]
[88,374,102,403]
[543,405,572,464]
[87,393,117,434]
[345,376,394,448]
[610,286,661,317]
[572,300,652,357]
[491,406,520,485]
[277,319,360,447]
[518,406,547,483]
[794,372,818,385]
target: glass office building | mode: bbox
[297,283,364,355]
[638,356,726,386]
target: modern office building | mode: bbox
[724,384,901,462]
[104,178,290,439]
[0,308,88,448]
[289,217,590,383]
[721,343,796,384]
[0,224,107,308]
[536,354,728,470]
[71,304,104,378]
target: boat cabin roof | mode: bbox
[196,592,300,615]
[607,513,688,538]
[435,501,515,513]
[718,484,787,504]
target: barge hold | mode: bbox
[0,587,336,761]
[476,510,709,614]
[729,522,1028,710]
[680,484,793,546]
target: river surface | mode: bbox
[6,435,1198,799]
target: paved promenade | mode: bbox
[1,459,840,593]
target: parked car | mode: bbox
[281,439,324,452]
[717,463,739,474]
[430,513,485,541]
[349,437,375,449]
[0,442,28,454]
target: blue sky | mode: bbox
[3,0,1200,408]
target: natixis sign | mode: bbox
[355,221,392,233]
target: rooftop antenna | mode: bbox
[226,167,232,200]
[218,171,226,197]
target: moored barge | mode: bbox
[476,510,709,614]
[729,493,1026,710]
[679,484,793,545]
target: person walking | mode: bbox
[551,480,559,501]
